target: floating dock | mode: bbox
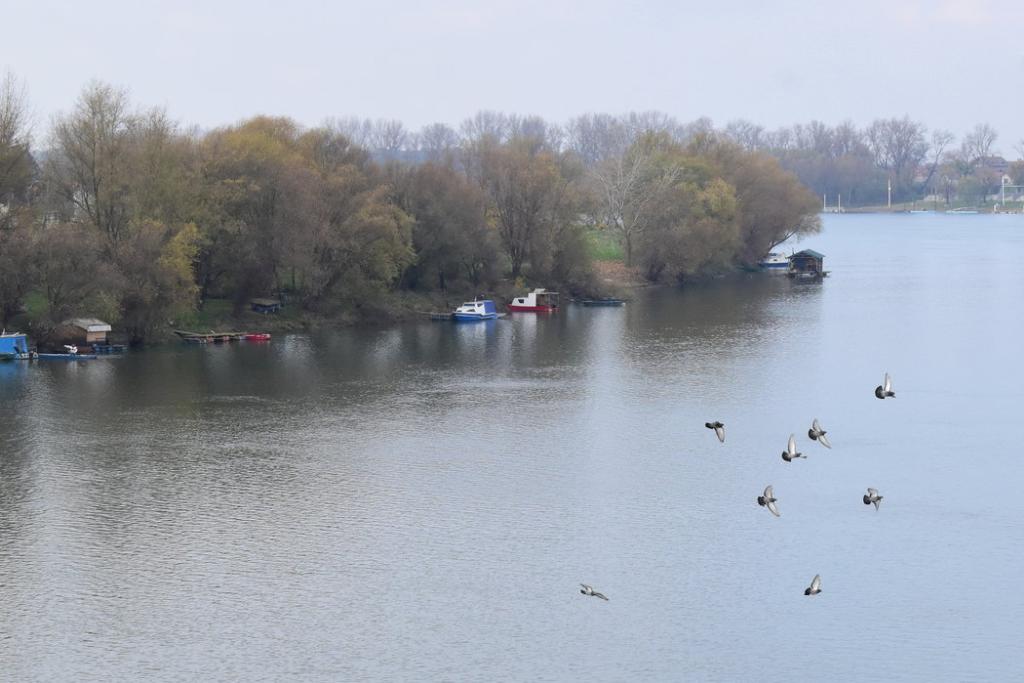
[174,330,247,343]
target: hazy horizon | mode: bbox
[4,0,1024,151]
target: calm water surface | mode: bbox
[2,214,1023,681]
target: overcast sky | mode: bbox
[4,0,1023,153]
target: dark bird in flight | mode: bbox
[580,584,609,601]
[781,434,805,462]
[805,574,822,596]
[875,373,895,399]
[808,418,831,448]
[757,485,780,517]
[863,488,884,510]
[705,421,725,443]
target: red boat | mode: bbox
[243,333,272,341]
[508,289,559,312]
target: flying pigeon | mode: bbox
[875,373,895,399]
[863,488,883,510]
[580,584,609,601]
[757,485,780,517]
[808,418,831,448]
[705,421,725,443]
[781,434,805,462]
[804,574,822,596]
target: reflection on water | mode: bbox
[2,214,1024,681]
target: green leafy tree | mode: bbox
[698,138,821,264]
[476,137,581,279]
[116,221,200,341]
[390,162,499,291]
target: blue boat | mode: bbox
[0,332,32,361]
[453,299,498,321]
[35,353,98,360]
[758,252,790,272]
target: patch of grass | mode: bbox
[586,230,624,262]
[23,290,48,319]
[174,297,308,334]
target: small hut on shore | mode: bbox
[59,318,113,344]
[250,298,282,314]
[787,250,827,280]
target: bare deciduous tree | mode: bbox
[724,119,767,151]
[48,81,135,248]
[865,116,929,199]
[566,113,630,167]
[415,122,460,163]
[960,123,998,167]
[460,110,510,144]
[590,135,682,266]
[920,129,954,192]
[0,70,33,216]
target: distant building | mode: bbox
[978,156,1009,174]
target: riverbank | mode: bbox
[165,276,644,343]
[824,200,1024,214]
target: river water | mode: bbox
[1,213,1022,681]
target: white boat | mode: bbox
[508,288,558,312]
[758,252,789,272]
[946,207,979,214]
[453,299,498,321]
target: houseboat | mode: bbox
[0,332,32,361]
[508,289,559,312]
[758,252,789,272]
[787,249,828,281]
[453,299,498,321]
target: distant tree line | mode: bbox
[722,118,1024,207]
[1,75,823,340]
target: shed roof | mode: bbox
[65,318,112,332]
[790,249,825,259]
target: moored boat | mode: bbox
[579,298,625,306]
[243,333,272,341]
[35,353,98,360]
[758,252,789,272]
[0,332,32,360]
[508,288,559,312]
[453,299,498,321]
[92,343,128,353]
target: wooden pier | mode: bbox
[174,330,246,344]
